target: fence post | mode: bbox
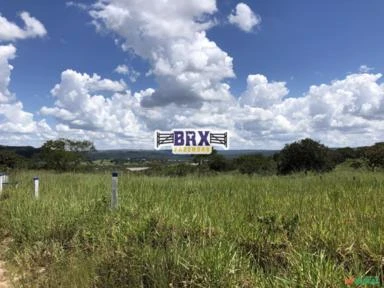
[111,172,118,209]
[0,174,3,195]
[33,177,39,199]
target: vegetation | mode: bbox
[40,139,96,171]
[0,137,383,287]
[276,138,335,174]
[364,142,384,171]
[0,150,22,170]
[0,170,383,287]
[2,137,382,177]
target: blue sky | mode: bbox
[0,0,384,149]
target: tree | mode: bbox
[40,138,95,171]
[364,142,384,171]
[0,150,21,169]
[277,138,335,174]
[208,153,229,172]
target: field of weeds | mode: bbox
[0,170,383,287]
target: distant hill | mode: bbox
[0,144,279,162]
[88,149,191,161]
[0,145,40,158]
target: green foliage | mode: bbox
[40,138,95,171]
[334,147,360,162]
[364,142,384,170]
[350,160,363,170]
[208,153,232,171]
[0,145,39,158]
[277,138,335,174]
[191,148,233,172]
[0,150,21,169]
[234,154,276,175]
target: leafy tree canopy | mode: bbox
[0,150,21,170]
[364,142,384,170]
[40,138,96,171]
[277,138,335,174]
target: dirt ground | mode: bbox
[0,262,10,288]
[0,238,11,288]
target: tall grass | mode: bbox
[0,170,383,287]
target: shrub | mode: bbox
[277,138,335,174]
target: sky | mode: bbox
[0,0,384,150]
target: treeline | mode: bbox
[189,138,384,176]
[0,138,384,174]
[0,139,95,172]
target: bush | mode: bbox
[40,138,96,172]
[277,138,335,174]
[208,154,232,172]
[364,142,384,171]
[0,150,22,169]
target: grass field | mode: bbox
[0,170,383,287]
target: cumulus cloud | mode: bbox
[39,64,384,149]
[2,1,384,149]
[0,13,52,146]
[90,0,234,107]
[0,12,47,42]
[235,72,384,148]
[38,1,380,149]
[40,67,238,148]
[228,3,261,32]
[239,74,289,108]
[0,44,53,145]
[41,69,144,136]
[0,44,16,103]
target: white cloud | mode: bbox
[228,3,261,32]
[239,74,289,108]
[2,2,384,150]
[359,65,374,73]
[39,1,381,149]
[35,65,384,149]
[90,0,234,107]
[114,64,129,75]
[41,69,144,136]
[0,44,16,103]
[66,1,88,11]
[0,14,52,147]
[41,68,238,148]
[235,72,384,148]
[114,64,140,82]
[0,12,47,42]
[0,44,53,145]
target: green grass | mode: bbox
[0,170,383,287]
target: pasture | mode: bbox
[0,170,383,287]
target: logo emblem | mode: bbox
[155,129,229,154]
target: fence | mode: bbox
[0,172,120,209]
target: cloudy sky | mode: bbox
[1,0,384,149]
